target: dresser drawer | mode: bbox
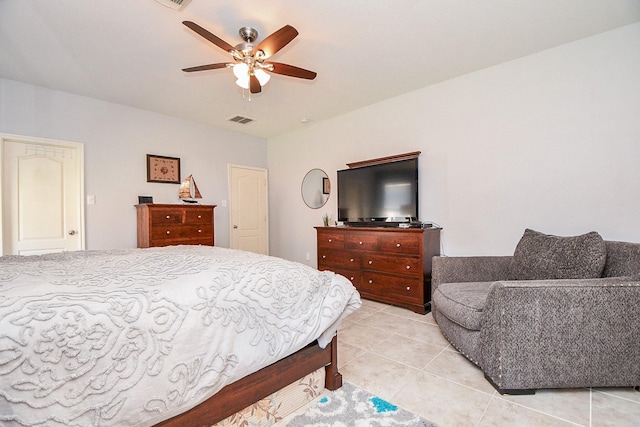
[345,233,378,251]
[185,209,212,224]
[148,237,213,247]
[363,253,421,276]
[151,209,184,224]
[361,272,422,304]
[151,224,213,242]
[318,249,360,269]
[317,231,345,249]
[378,233,421,255]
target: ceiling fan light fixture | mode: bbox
[233,63,249,79]
[254,69,271,86]
[235,76,250,89]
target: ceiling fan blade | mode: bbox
[183,21,238,55]
[268,62,317,80]
[255,25,298,59]
[249,74,262,93]
[182,63,229,72]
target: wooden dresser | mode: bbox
[316,226,441,314]
[135,204,216,248]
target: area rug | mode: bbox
[285,382,436,426]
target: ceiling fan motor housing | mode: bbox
[238,27,258,43]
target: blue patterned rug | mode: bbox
[285,382,436,426]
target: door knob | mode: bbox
[68,230,77,235]
[233,225,238,229]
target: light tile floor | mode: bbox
[335,299,640,427]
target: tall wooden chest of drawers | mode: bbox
[316,226,441,314]
[135,204,216,248]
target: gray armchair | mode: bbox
[431,230,640,394]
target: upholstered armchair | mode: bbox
[431,229,640,394]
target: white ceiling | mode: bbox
[1,1,639,139]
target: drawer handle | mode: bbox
[406,265,411,270]
[359,241,363,245]
[396,243,401,248]
[368,260,373,265]
[166,230,170,235]
[350,258,355,262]
[328,239,332,243]
[406,286,411,291]
[166,215,171,219]
[198,229,202,233]
[197,215,202,219]
[369,279,373,284]
[322,255,326,259]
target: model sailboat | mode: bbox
[179,174,202,203]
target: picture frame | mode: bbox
[323,177,330,195]
[147,154,180,184]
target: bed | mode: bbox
[0,245,361,426]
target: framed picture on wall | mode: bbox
[147,154,180,184]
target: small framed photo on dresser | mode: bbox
[147,154,180,184]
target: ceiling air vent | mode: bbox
[155,0,190,10]
[227,115,255,125]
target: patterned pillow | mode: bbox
[509,229,606,280]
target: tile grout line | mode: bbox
[589,388,593,427]
[592,387,640,404]
[475,393,496,427]
[489,393,587,426]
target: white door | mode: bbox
[1,136,84,255]
[229,164,268,255]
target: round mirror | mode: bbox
[301,169,330,209]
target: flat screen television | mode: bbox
[337,158,418,226]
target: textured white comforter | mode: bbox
[0,245,361,426]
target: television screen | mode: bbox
[337,158,418,225]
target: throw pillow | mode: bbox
[509,229,606,280]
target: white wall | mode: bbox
[0,79,267,249]
[268,23,640,263]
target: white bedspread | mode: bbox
[0,246,361,426]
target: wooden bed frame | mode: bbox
[155,335,342,426]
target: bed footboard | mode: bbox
[155,335,341,426]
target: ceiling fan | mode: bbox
[182,21,317,94]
